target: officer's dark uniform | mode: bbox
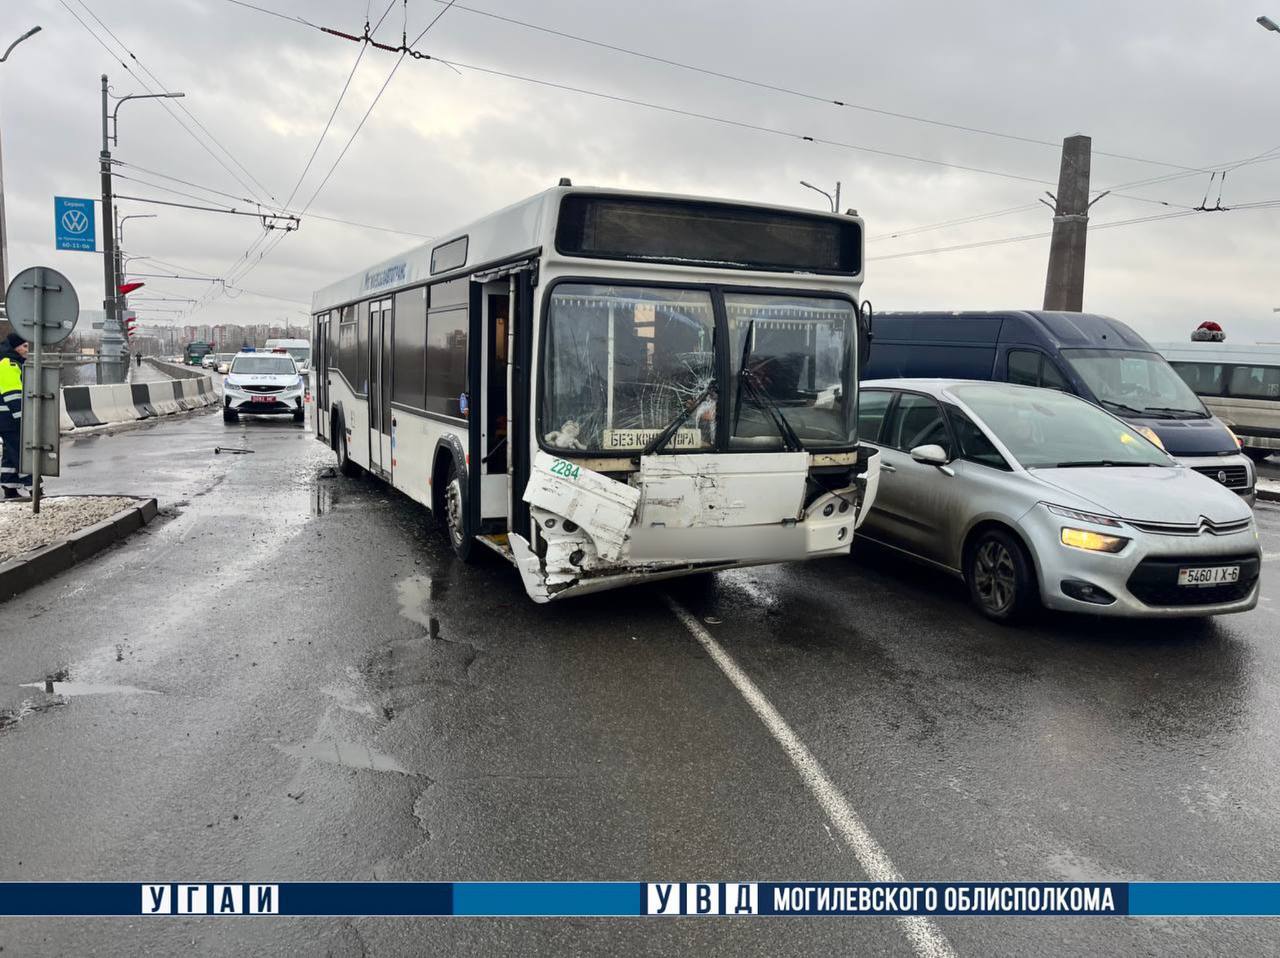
[0,332,32,499]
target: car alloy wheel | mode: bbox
[973,539,1016,616]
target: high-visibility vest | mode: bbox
[0,357,23,428]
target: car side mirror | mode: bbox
[910,443,949,466]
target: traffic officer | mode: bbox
[0,331,32,500]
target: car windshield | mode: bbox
[1062,348,1207,418]
[231,356,296,375]
[952,383,1172,469]
[282,347,309,363]
[725,293,856,449]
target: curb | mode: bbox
[1259,487,1280,504]
[0,497,159,603]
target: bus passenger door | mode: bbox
[315,314,330,443]
[368,298,392,478]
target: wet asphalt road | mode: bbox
[2,407,1280,956]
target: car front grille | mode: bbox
[1125,517,1253,536]
[1192,464,1250,490]
[1126,553,1260,607]
[242,384,284,393]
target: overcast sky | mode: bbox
[3,0,1279,341]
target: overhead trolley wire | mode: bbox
[395,0,1215,174]
[58,0,279,209]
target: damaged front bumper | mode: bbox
[510,446,881,602]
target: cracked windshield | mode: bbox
[542,284,716,452]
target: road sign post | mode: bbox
[7,266,79,514]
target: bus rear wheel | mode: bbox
[442,461,476,563]
[336,425,361,478]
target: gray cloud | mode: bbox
[4,0,1278,342]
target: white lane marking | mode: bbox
[664,596,957,958]
[1262,552,1280,562]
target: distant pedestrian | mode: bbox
[135,352,142,368]
[0,332,32,500]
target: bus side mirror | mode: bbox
[857,300,873,381]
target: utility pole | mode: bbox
[1042,135,1094,312]
[0,26,43,337]
[98,77,182,383]
[99,74,124,383]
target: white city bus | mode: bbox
[311,184,880,602]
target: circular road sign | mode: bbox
[5,266,80,346]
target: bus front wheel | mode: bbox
[442,461,476,563]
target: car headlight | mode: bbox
[1136,426,1165,450]
[1044,503,1123,528]
[1060,527,1130,553]
[1225,426,1243,449]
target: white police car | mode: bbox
[222,349,305,423]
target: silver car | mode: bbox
[857,380,1260,622]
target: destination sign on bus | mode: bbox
[556,195,862,275]
[601,428,702,450]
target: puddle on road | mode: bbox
[275,739,411,775]
[312,484,334,516]
[396,574,449,629]
[20,680,160,697]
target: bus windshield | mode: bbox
[540,285,858,454]
[542,284,716,453]
[726,293,856,449]
[1062,348,1207,419]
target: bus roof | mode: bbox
[310,185,864,313]
[1153,342,1280,366]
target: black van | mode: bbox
[861,310,1255,503]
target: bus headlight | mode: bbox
[1060,527,1129,553]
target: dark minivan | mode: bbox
[861,310,1255,504]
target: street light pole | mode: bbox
[799,179,842,213]
[99,77,183,383]
[0,25,42,335]
[115,212,155,354]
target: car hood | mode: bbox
[1031,466,1253,525]
[1125,414,1238,457]
[226,374,299,386]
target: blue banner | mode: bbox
[0,882,1278,917]
[53,196,96,252]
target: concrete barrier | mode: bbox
[62,385,103,428]
[57,372,218,433]
[59,390,74,432]
[146,380,182,417]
